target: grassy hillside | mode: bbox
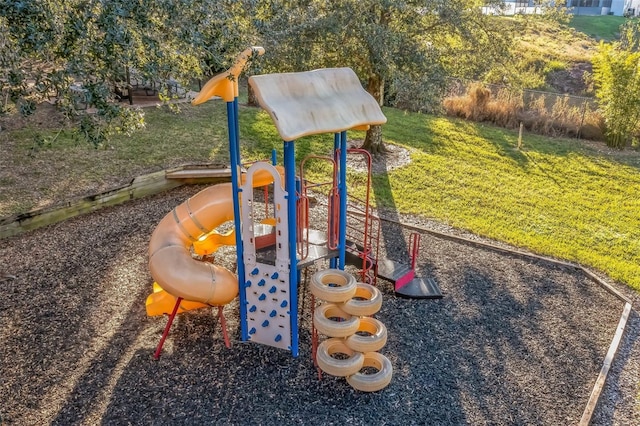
[485,17,598,91]
[493,15,632,92]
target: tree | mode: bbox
[0,0,257,146]
[592,20,640,149]
[258,0,510,154]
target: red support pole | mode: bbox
[310,293,323,380]
[410,233,421,270]
[154,297,183,360]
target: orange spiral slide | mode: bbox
[145,167,284,316]
[145,183,238,316]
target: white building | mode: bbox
[567,0,639,16]
[490,1,640,16]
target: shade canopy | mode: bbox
[248,68,387,141]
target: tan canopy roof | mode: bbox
[248,68,387,141]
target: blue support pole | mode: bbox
[284,141,299,357]
[233,97,241,166]
[228,100,248,341]
[338,131,348,269]
[329,133,341,270]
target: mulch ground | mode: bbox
[0,184,638,425]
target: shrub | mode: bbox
[592,20,640,148]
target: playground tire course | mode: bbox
[345,317,388,353]
[346,352,394,393]
[339,282,382,316]
[310,269,357,302]
[312,268,392,392]
[316,338,365,377]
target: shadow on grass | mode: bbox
[383,106,640,174]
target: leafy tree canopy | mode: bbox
[0,0,257,146]
[256,0,512,152]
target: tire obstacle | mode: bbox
[310,268,393,392]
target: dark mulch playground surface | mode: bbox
[0,185,636,425]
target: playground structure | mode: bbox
[145,47,440,388]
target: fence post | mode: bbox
[518,122,523,150]
[578,100,587,140]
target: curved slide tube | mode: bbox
[146,167,285,316]
[147,183,238,314]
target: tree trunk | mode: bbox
[361,73,386,154]
[247,78,258,107]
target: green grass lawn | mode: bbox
[230,104,640,291]
[378,108,640,291]
[3,101,640,292]
[568,15,628,41]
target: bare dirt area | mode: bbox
[0,184,638,425]
[546,62,593,95]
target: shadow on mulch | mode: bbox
[0,185,626,425]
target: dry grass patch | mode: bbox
[443,83,604,140]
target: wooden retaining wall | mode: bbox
[0,164,232,239]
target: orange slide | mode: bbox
[146,183,238,316]
[145,167,284,316]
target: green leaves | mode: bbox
[1,0,257,145]
[592,20,640,148]
[258,0,510,151]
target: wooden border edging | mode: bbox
[377,215,633,425]
[579,302,632,425]
[0,164,231,240]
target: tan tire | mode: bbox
[345,317,387,353]
[339,282,382,316]
[313,303,360,338]
[310,269,357,303]
[316,338,365,377]
[347,352,393,392]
